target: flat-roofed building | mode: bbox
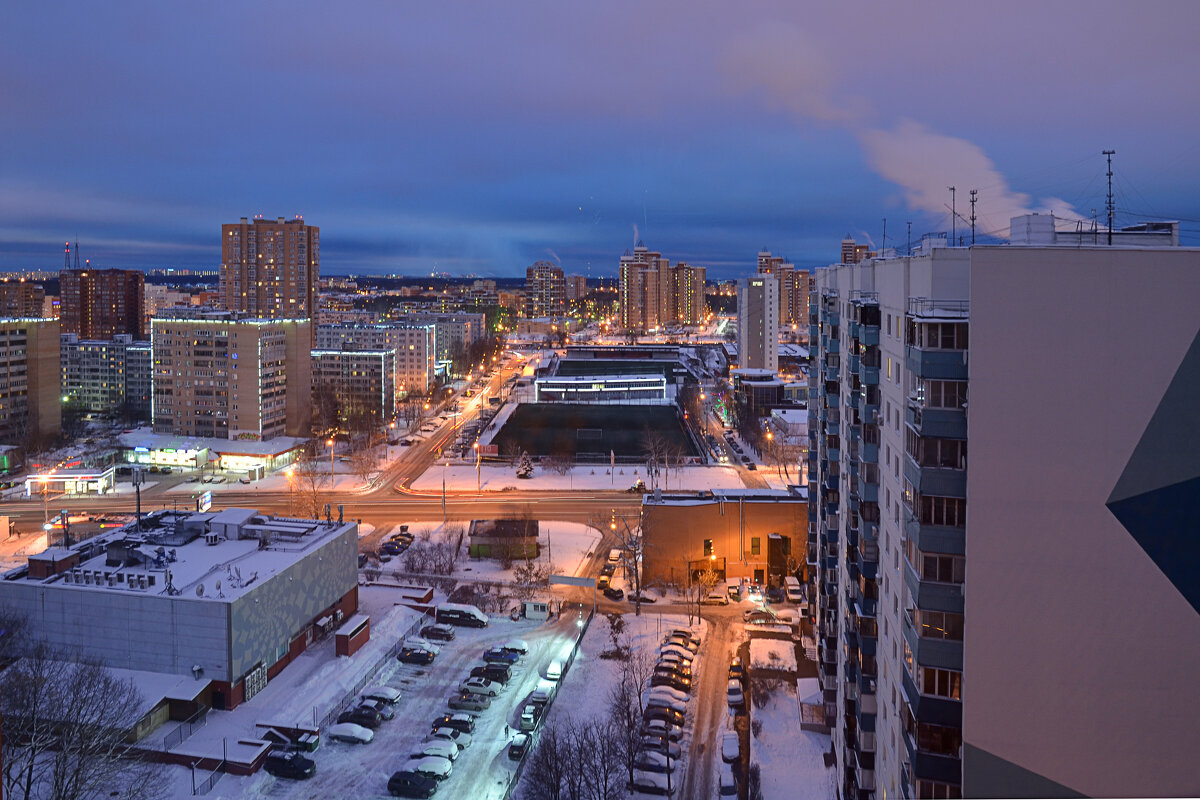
[311,348,395,420]
[0,317,60,443]
[60,268,145,339]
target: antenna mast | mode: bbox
[882,218,887,254]
[906,221,912,255]
[74,239,80,270]
[948,186,957,244]
[1103,150,1116,245]
[64,242,71,271]
[969,190,978,245]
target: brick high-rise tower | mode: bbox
[220,216,319,320]
[59,268,145,339]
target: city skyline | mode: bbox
[3,1,1199,277]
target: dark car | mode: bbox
[600,562,617,577]
[766,585,785,603]
[381,541,406,556]
[603,586,624,601]
[507,732,530,761]
[470,664,512,684]
[482,648,519,665]
[263,750,316,780]
[642,706,685,727]
[627,592,657,604]
[338,707,382,729]
[398,647,436,665]
[746,463,757,470]
[431,713,475,734]
[421,624,456,642]
[729,656,746,682]
[650,673,691,693]
[387,769,438,798]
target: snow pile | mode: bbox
[750,684,834,800]
[749,639,797,673]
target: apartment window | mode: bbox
[918,495,967,527]
[921,380,968,409]
[703,538,713,557]
[750,537,761,555]
[917,781,962,799]
[911,609,964,641]
[921,552,965,584]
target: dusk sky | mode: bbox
[3,1,1198,278]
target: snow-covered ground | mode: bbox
[749,639,798,672]
[750,683,834,800]
[410,463,747,492]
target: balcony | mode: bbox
[906,402,967,440]
[859,326,879,346]
[828,339,840,355]
[904,517,965,557]
[901,667,963,730]
[903,558,964,615]
[901,726,963,785]
[903,455,966,499]
[859,366,879,385]
[905,345,967,381]
[902,611,963,672]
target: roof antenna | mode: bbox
[969,190,978,245]
[74,237,81,270]
[948,186,956,244]
[1103,150,1116,245]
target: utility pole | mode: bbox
[948,186,957,244]
[1103,150,1116,245]
[969,189,978,245]
[881,218,887,253]
[906,221,912,255]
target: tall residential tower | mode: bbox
[220,217,319,321]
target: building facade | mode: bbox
[60,268,146,339]
[316,322,437,396]
[807,227,1200,800]
[737,276,779,372]
[0,280,46,317]
[60,333,152,419]
[219,217,319,321]
[565,274,588,301]
[311,348,395,420]
[757,249,810,330]
[398,312,485,362]
[525,260,567,317]
[151,310,312,441]
[0,318,60,443]
[618,244,707,330]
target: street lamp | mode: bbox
[327,438,335,485]
[473,443,481,492]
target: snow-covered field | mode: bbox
[750,683,834,800]
[750,639,798,673]
[410,463,748,492]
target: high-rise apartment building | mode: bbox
[565,274,588,301]
[841,235,874,264]
[525,260,566,317]
[60,268,145,339]
[758,249,811,330]
[0,318,61,443]
[618,244,706,330]
[311,349,395,421]
[0,280,46,318]
[316,322,437,397]
[807,220,1199,800]
[398,312,485,362]
[61,333,151,419]
[736,276,778,372]
[151,310,311,441]
[219,216,319,321]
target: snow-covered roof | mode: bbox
[119,427,305,457]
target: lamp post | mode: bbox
[327,438,335,486]
[442,461,447,523]
[473,443,481,492]
[40,476,49,527]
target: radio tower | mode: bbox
[63,241,71,271]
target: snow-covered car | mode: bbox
[482,648,520,665]
[427,727,473,750]
[658,644,693,663]
[407,755,453,782]
[645,686,688,705]
[721,731,740,763]
[327,722,373,744]
[662,635,698,653]
[414,741,459,762]
[702,591,729,605]
[630,769,671,795]
[718,762,738,797]
[728,656,745,682]
[448,692,491,711]
[520,703,543,731]
[634,750,677,774]
[743,608,776,624]
[727,679,745,707]
[639,719,683,740]
[668,629,700,647]
[459,677,501,697]
[501,639,529,654]
[508,732,531,760]
[362,686,401,705]
[643,706,685,727]
[639,735,682,759]
[431,713,476,734]
[357,698,395,720]
[644,694,687,715]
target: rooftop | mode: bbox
[120,427,305,456]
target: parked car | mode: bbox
[639,719,683,741]
[459,677,501,697]
[470,664,512,684]
[744,609,777,624]
[766,585,785,603]
[747,584,764,601]
[718,762,738,797]
[662,635,698,653]
[746,463,757,470]
[626,592,657,604]
[363,686,402,706]
[545,659,564,681]
[507,732,531,760]
[358,698,395,720]
[650,673,691,693]
[431,713,476,734]
[629,770,670,795]
[263,750,316,779]
[727,679,745,707]
[656,658,691,679]
[501,639,529,654]
[643,706,685,727]
[669,629,700,647]
[427,727,473,750]
[659,644,694,663]
[398,647,436,665]
[414,741,459,762]
[645,695,687,715]
[729,656,745,682]
[448,692,490,712]
[407,756,453,782]
[634,750,677,774]
[645,685,689,706]
[640,735,682,759]
[721,731,740,763]
[328,722,374,744]
[387,770,437,798]
[602,586,624,601]
[482,648,520,665]
[421,624,456,642]
[702,591,729,605]
[338,707,382,729]
[519,703,543,731]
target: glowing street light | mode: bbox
[327,438,335,483]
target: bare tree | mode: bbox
[349,440,379,483]
[524,722,567,800]
[291,454,328,519]
[608,645,655,786]
[544,451,573,476]
[1,646,166,800]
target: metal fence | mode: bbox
[315,609,432,731]
[164,706,209,751]
[193,761,224,796]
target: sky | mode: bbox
[2,1,1199,279]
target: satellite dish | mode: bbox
[215,579,222,590]
[196,584,205,597]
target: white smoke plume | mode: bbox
[632,223,640,246]
[544,248,562,266]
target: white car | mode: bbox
[460,677,501,697]
[718,762,738,797]
[662,635,698,653]
[645,695,687,715]
[415,741,459,762]
[501,638,529,654]
[645,686,689,705]
[428,727,473,750]
[659,644,693,663]
[727,679,745,707]
[408,755,453,781]
[362,686,401,705]
[702,591,729,605]
[721,731,740,763]
[328,722,373,744]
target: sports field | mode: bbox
[491,403,697,460]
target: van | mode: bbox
[784,576,804,604]
[607,548,622,565]
[531,678,557,705]
[436,603,488,628]
[545,659,564,681]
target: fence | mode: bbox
[193,761,224,796]
[500,601,596,800]
[315,609,431,731]
[164,706,209,751]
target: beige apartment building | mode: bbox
[220,216,319,321]
[618,244,706,331]
[757,249,811,332]
[0,318,61,444]
[151,310,311,441]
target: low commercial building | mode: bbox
[640,487,807,587]
[119,429,305,473]
[0,507,359,712]
[534,374,668,404]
